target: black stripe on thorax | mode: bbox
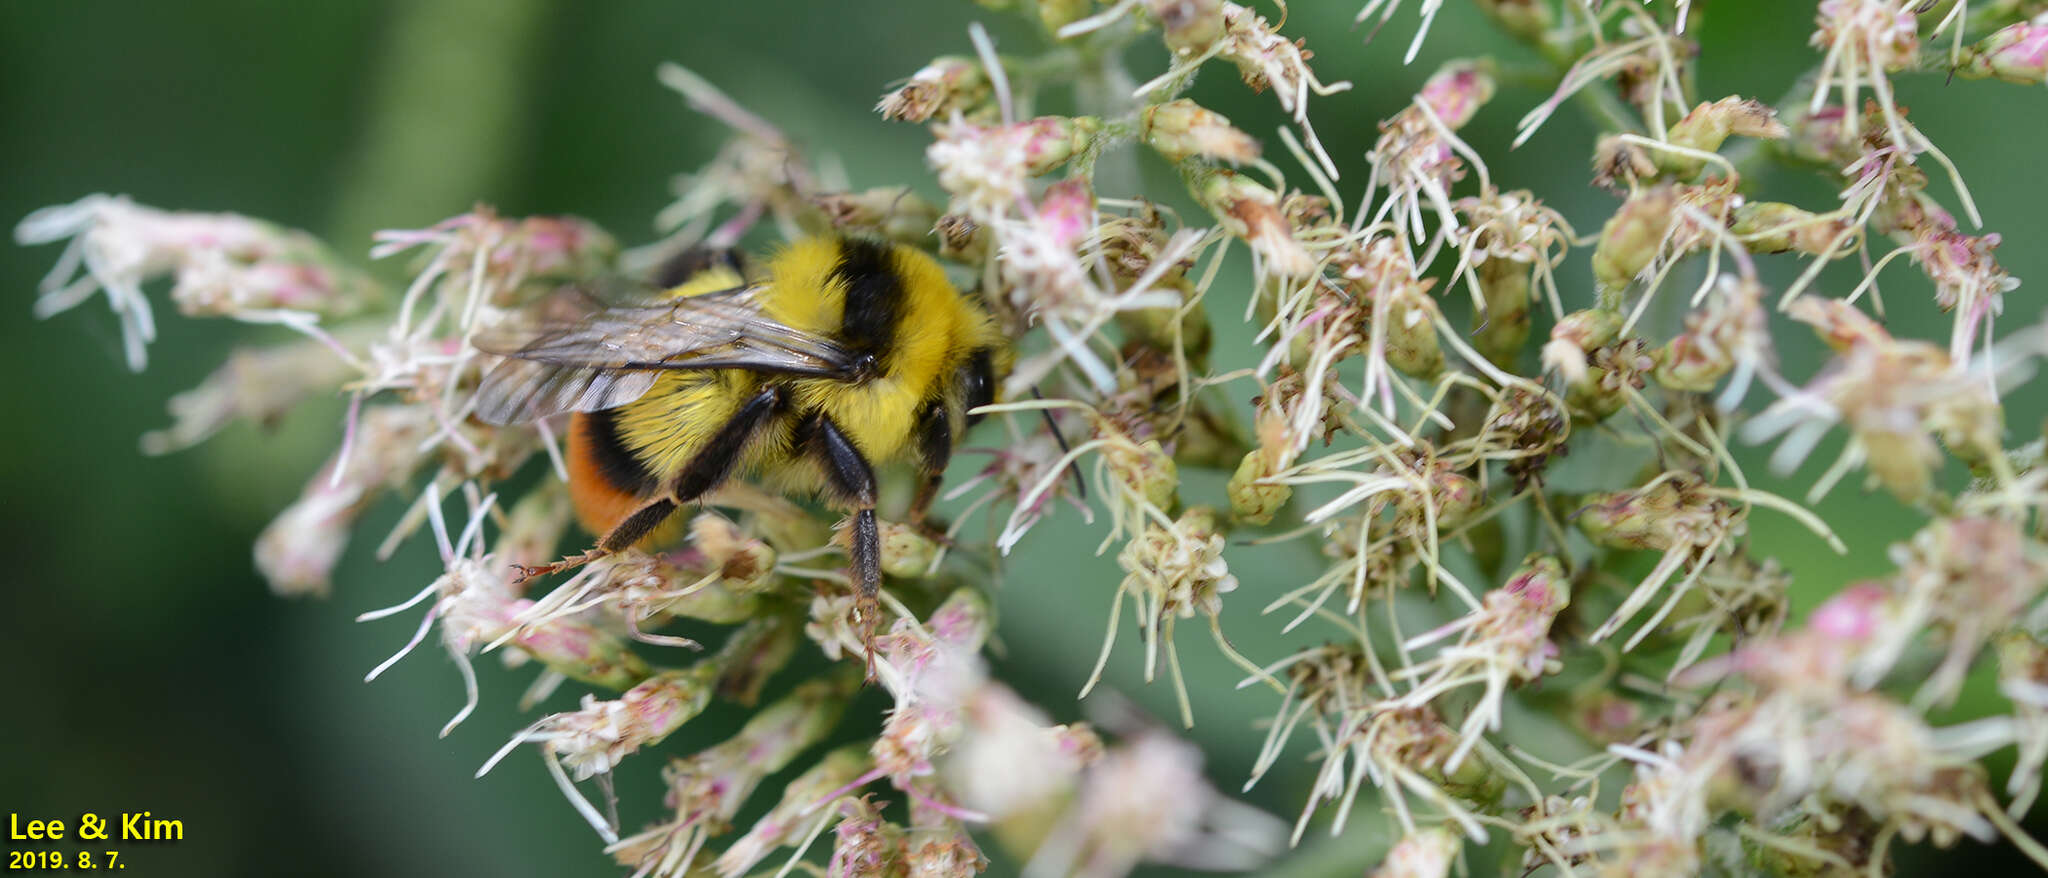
[832,238,905,363]
[580,408,660,496]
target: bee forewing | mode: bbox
[471,360,661,425]
[467,278,855,425]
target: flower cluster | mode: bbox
[21,0,2048,875]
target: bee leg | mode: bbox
[907,400,957,545]
[515,387,784,585]
[514,498,679,582]
[669,386,785,502]
[905,477,960,550]
[811,415,883,680]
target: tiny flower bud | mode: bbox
[1541,309,1624,383]
[504,664,718,781]
[1121,506,1237,617]
[1033,179,1096,251]
[1472,0,1552,40]
[1471,256,1530,367]
[1109,436,1180,514]
[878,57,990,122]
[1141,99,1261,164]
[599,551,763,626]
[1096,207,1188,287]
[1591,135,1658,191]
[1418,61,1495,129]
[1574,472,1729,554]
[1193,168,1314,276]
[1787,297,1888,352]
[829,797,905,878]
[1662,97,1786,177]
[1381,282,1445,378]
[1038,0,1093,34]
[1389,455,1481,535]
[1654,276,1766,395]
[934,213,988,263]
[1592,185,1678,292]
[1370,827,1460,878]
[1731,201,1854,256]
[1482,385,1569,487]
[1958,19,2048,84]
[1569,347,1650,418]
[506,612,650,690]
[878,521,941,579]
[1227,449,1291,525]
[1149,0,1226,55]
[1017,116,1099,175]
[689,513,777,591]
[903,811,987,877]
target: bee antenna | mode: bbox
[1030,386,1089,500]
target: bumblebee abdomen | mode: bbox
[567,370,765,540]
[567,409,670,541]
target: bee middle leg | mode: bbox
[809,414,884,676]
[518,387,786,583]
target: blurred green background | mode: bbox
[3,1,2045,875]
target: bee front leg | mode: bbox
[907,399,956,545]
[811,415,884,678]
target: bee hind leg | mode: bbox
[514,498,679,583]
[519,386,785,583]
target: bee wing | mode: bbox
[470,280,853,425]
[469,361,664,426]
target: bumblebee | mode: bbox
[474,237,1005,633]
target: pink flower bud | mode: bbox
[1419,61,1495,130]
[1961,20,2048,84]
[1142,98,1261,163]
